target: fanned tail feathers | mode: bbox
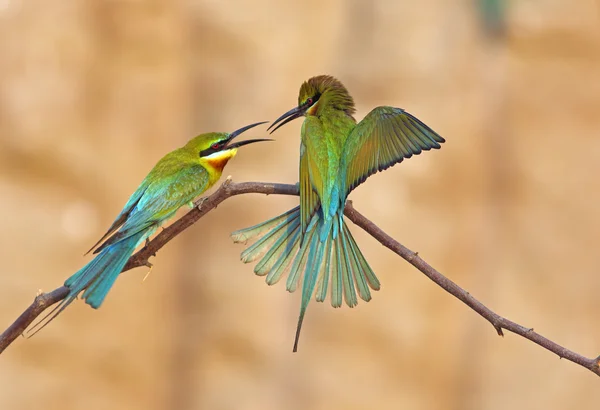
[232,207,380,351]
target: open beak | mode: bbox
[267,106,304,134]
[225,121,273,149]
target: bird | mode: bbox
[231,75,445,351]
[29,121,271,335]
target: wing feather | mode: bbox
[94,161,209,253]
[342,106,445,195]
[299,143,321,234]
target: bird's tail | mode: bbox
[231,207,380,351]
[27,231,146,336]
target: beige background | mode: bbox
[1,1,600,409]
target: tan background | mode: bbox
[1,1,600,409]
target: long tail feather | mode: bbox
[315,234,333,302]
[343,221,380,292]
[231,206,299,244]
[285,225,314,292]
[253,216,301,274]
[331,220,344,308]
[265,228,301,285]
[293,227,325,352]
[26,231,146,336]
[339,225,358,308]
[232,206,380,351]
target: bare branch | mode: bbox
[343,201,600,377]
[1,180,598,377]
[0,180,297,353]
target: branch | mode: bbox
[343,202,600,376]
[0,179,297,354]
[1,180,599,377]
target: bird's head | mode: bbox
[187,121,271,171]
[268,75,355,133]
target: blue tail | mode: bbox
[27,231,146,336]
[232,207,380,351]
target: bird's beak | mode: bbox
[225,121,273,149]
[267,106,304,134]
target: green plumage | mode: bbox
[29,122,269,335]
[232,75,445,351]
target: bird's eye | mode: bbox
[211,143,220,150]
[306,98,314,105]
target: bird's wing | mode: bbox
[341,106,445,196]
[85,178,151,255]
[299,141,321,234]
[93,161,210,253]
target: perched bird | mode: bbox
[30,122,270,334]
[232,75,445,351]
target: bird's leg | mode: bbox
[195,196,208,211]
[142,261,153,282]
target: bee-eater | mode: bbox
[30,121,270,334]
[232,75,445,351]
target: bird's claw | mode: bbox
[195,196,208,210]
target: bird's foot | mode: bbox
[195,196,208,210]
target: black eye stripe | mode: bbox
[304,92,321,108]
[199,140,227,157]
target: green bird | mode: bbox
[30,121,270,334]
[232,75,445,351]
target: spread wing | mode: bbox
[93,160,209,254]
[341,106,445,195]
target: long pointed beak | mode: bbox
[225,121,272,149]
[229,121,269,140]
[267,106,304,134]
[227,138,273,149]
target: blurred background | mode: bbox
[1,0,599,409]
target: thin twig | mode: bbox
[1,181,598,377]
[343,201,600,376]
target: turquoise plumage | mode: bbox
[232,76,445,351]
[29,122,269,334]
